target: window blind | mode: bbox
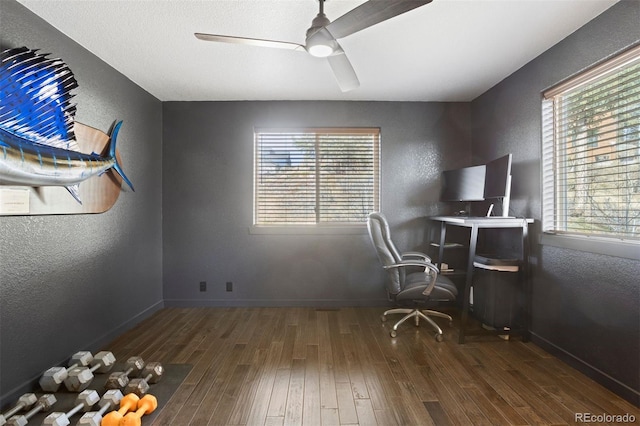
[542,44,640,240]
[254,128,380,225]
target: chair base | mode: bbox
[381,308,453,341]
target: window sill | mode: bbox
[250,225,367,235]
[539,233,640,260]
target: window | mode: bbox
[254,128,380,227]
[542,44,640,241]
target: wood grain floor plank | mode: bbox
[361,365,391,411]
[393,337,439,402]
[370,361,402,401]
[386,395,415,425]
[284,358,305,426]
[372,408,400,426]
[340,331,370,400]
[303,345,321,426]
[306,309,319,346]
[337,308,356,334]
[265,416,284,426]
[188,344,248,425]
[328,314,350,384]
[267,368,292,418]
[227,349,268,425]
[354,398,377,425]
[320,408,340,425]
[423,371,489,425]
[423,401,451,426]
[354,312,387,365]
[208,363,252,425]
[469,345,558,425]
[465,385,513,425]
[448,350,528,425]
[395,381,436,426]
[292,310,309,360]
[336,381,358,425]
[237,311,273,366]
[503,369,570,424]
[420,362,476,425]
[150,383,196,426]
[245,341,285,426]
[234,309,260,345]
[278,325,297,369]
[317,312,338,411]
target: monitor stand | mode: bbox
[501,175,512,217]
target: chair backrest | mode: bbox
[367,212,403,295]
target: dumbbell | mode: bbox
[100,394,139,426]
[42,389,99,426]
[64,351,116,392]
[6,394,56,426]
[104,357,145,390]
[76,390,122,426]
[121,395,157,426]
[40,352,94,392]
[0,394,37,425]
[123,362,164,397]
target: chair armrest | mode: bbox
[383,261,439,296]
[401,251,432,263]
[383,260,439,274]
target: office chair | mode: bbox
[367,212,458,341]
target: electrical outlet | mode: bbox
[199,281,207,292]
[226,281,233,292]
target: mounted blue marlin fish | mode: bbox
[0,47,134,204]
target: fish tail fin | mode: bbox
[108,120,135,192]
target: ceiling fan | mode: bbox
[195,0,432,92]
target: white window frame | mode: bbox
[541,44,640,258]
[251,127,380,234]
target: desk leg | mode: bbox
[459,224,478,344]
[437,222,447,267]
[522,221,530,342]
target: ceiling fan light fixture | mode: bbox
[308,43,334,58]
[305,28,336,58]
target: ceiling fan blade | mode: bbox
[327,46,359,92]
[195,33,305,51]
[326,0,432,40]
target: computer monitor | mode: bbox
[483,154,512,217]
[440,165,486,202]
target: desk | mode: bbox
[429,216,533,343]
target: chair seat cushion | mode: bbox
[397,271,458,302]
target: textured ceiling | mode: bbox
[17,0,619,102]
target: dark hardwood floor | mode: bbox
[105,307,639,425]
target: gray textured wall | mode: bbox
[0,0,163,404]
[162,101,470,306]
[470,0,640,404]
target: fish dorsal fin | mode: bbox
[0,47,79,148]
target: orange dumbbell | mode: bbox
[121,394,157,426]
[100,393,139,426]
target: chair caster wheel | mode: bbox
[390,330,397,338]
[381,315,387,322]
[435,333,444,342]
